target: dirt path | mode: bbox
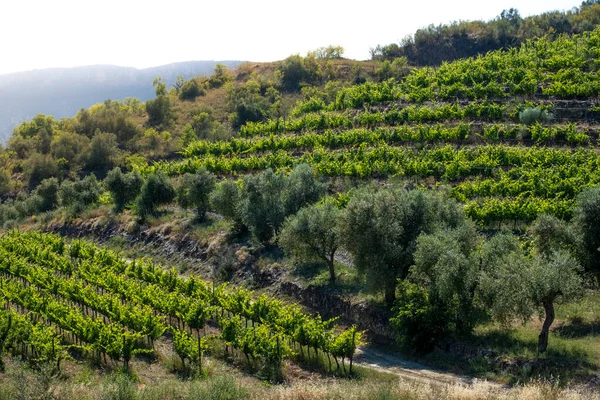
[354,346,508,390]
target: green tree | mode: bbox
[176,168,217,221]
[86,131,118,173]
[530,251,583,353]
[135,172,175,219]
[59,174,103,213]
[279,202,341,283]
[104,167,143,212]
[210,180,241,223]
[342,187,464,306]
[278,55,310,92]
[146,77,173,127]
[572,186,600,281]
[24,153,58,188]
[411,221,483,335]
[283,163,326,215]
[237,169,285,243]
[50,131,90,169]
[34,178,60,212]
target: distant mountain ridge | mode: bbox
[0,61,242,143]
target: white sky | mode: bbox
[0,0,585,75]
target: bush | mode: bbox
[519,106,553,125]
[390,281,448,353]
[104,167,144,212]
[176,168,216,221]
[87,131,119,173]
[34,178,60,213]
[60,174,103,213]
[135,172,175,219]
[146,96,173,127]
[179,78,206,101]
[210,180,241,222]
[24,153,58,188]
[278,55,310,92]
[237,169,286,243]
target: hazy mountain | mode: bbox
[0,61,242,143]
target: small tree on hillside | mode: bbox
[342,187,464,306]
[104,167,143,212]
[530,250,582,353]
[279,201,341,283]
[209,180,241,222]
[283,164,326,215]
[572,186,600,282]
[135,172,175,220]
[176,168,216,221]
[237,169,286,243]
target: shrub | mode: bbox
[390,281,448,353]
[104,167,144,212]
[179,78,206,100]
[135,172,175,219]
[60,174,103,213]
[176,168,217,221]
[519,106,553,125]
[87,131,119,173]
[209,180,241,222]
[33,178,60,213]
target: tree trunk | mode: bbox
[538,300,555,354]
[384,283,396,307]
[328,257,336,284]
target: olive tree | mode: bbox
[283,163,326,215]
[237,169,286,243]
[342,187,464,306]
[135,172,175,220]
[573,186,600,281]
[279,201,341,283]
[176,168,216,221]
[530,250,582,353]
[104,167,143,212]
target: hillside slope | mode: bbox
[0,60,242,143]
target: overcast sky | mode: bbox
[0,0,585,75]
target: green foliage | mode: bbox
[226,80,274,129]
[342,187,464,306]
[75,100,141,144]
[371,1,600,65]
[87,131,119,173]
[282,163,326,215]
[0,168,10,195]
[176,168,217,221]
[24,153,58,188]
[50,131,90,169]
[179,77,206,100]
[278,55,311,92]
[33,178,60,213]
[390,281,448,353]
[59,174,103,213]
[146,78,173,127]
[411,221,483,335]
[237,169,286,243]
[209,180,240,222]
[308,45,345,59]
[104,167,143,212]
[279,201,341,283]
[208,63,233,89]
[135,172,175,219]
[573,186,600,280]
[519,107,553,125]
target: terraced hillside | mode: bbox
[140,29,600,224]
